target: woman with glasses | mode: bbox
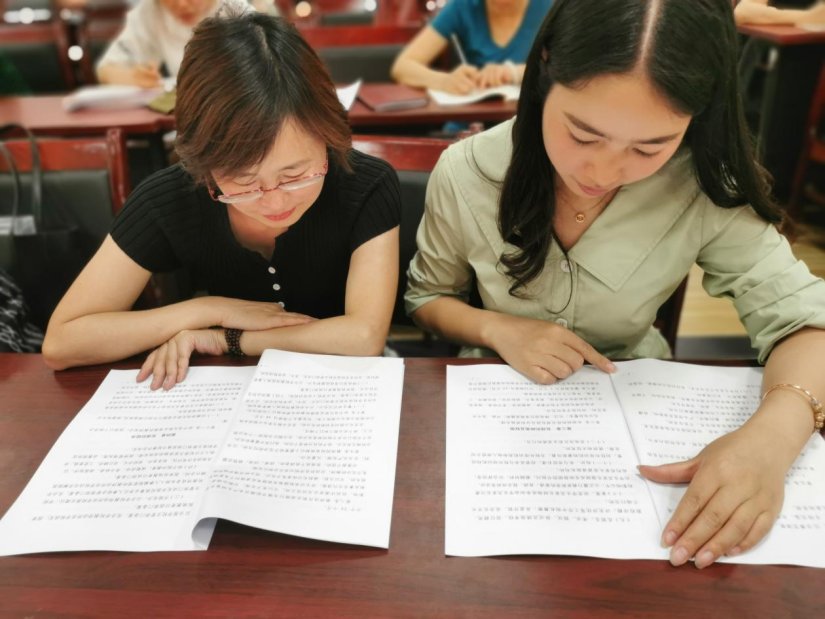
[42,12,401,388]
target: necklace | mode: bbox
[564,190,617,224]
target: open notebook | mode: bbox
[0,350,404,555]
[428,84,520,107]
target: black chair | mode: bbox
[0,21,75,93]
[352,135,453,327]
[0,129,130,326]
[300,24,419,83]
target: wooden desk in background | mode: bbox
[0,89,516,139]
[0,95,175,137]
[736,23,825,203]
[0,354,820,617]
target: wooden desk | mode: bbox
[0,91,514,135]
[737,23,825,46]
[736,23,825,202]
[0,354,820,617]
[0,96,175,137]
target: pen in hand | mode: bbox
[450,33,469,66]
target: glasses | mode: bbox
[210,159,328,205]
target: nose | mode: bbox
[259,188,288,209]
[586,149,623,188]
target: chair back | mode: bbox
[352,135,451,325]
[301,24,418,83]
[0,21,75,93]
[790,61,825,215]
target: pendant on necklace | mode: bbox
[575,212,586,223]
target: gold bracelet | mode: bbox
[762,383,825,433]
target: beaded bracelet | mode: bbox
[762,383,824,433]
[224,328,245,357]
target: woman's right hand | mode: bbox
[214,297,315,331]
[486,314,616,384]
[440,65,481,94]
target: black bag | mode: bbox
[0,124,91,330]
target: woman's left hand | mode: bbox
[638,424,791,568]
[137,329,226,391]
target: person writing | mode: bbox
[391,0,553,94]
[405,0,825,568]
[734,0,825,26]
[96,0,253,87]
[43,12,401,389]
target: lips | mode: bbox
[264,208,296,223]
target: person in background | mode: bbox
[734,0,825,26]
[406,0,825,568]
[96,0,255,87]
[44,12,400,388]
[391,0,553,94]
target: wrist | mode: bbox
[224,328,245,357]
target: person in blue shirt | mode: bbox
[391,0,553,94]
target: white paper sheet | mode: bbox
[446,360,825,567]
[336,80,362,111]
[0,351,404,555]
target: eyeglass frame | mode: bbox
[209,158,329,205]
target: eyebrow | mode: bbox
[236,157,313,178]
[564,113,682,145]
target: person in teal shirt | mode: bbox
[391,0,553,94]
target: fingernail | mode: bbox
[727,546,742,556]
[662,530,677,547]
[670,546,689,566]
[695,550,715,569]
[606,362,617,372]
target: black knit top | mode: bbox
[111,150,401,319]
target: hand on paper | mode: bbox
[487,314,616,384]
[638,424,793,569]
[138,328,227,390]
[215,297,314,331]
[441,65,481,94]
[476,63,512,89]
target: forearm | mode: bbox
[391,56,449,90]
[42,297,225,370]
[238,313,389,357]
[412,296,504,350]
[734,4,809,25]
[748,327,825,463]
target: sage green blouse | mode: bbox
[404,119,825,363]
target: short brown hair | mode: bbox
[175,11,351,185]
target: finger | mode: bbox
[137,350,156,383]
[563,332,615,373]
[548,346,585,375]
[637,458,699,484]
[527,365,558,385]
[149,344,168,391]
[534,354,577,382]
[668,486,742,567]
[162,339,179,390]
[693,500,767,569]
[726,510,776,558]
[638,457,702,548]
[459,64,480,77]
[176,351,190,385]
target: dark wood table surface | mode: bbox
[0,96,176,137]
[0,353,821,618]
[0,88,516,137]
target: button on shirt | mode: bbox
[404,118,825,362]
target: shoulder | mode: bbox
[117,164,201,223]
[338,149,401,200]
[437,118,514,189]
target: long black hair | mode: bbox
[499,0,781,296]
